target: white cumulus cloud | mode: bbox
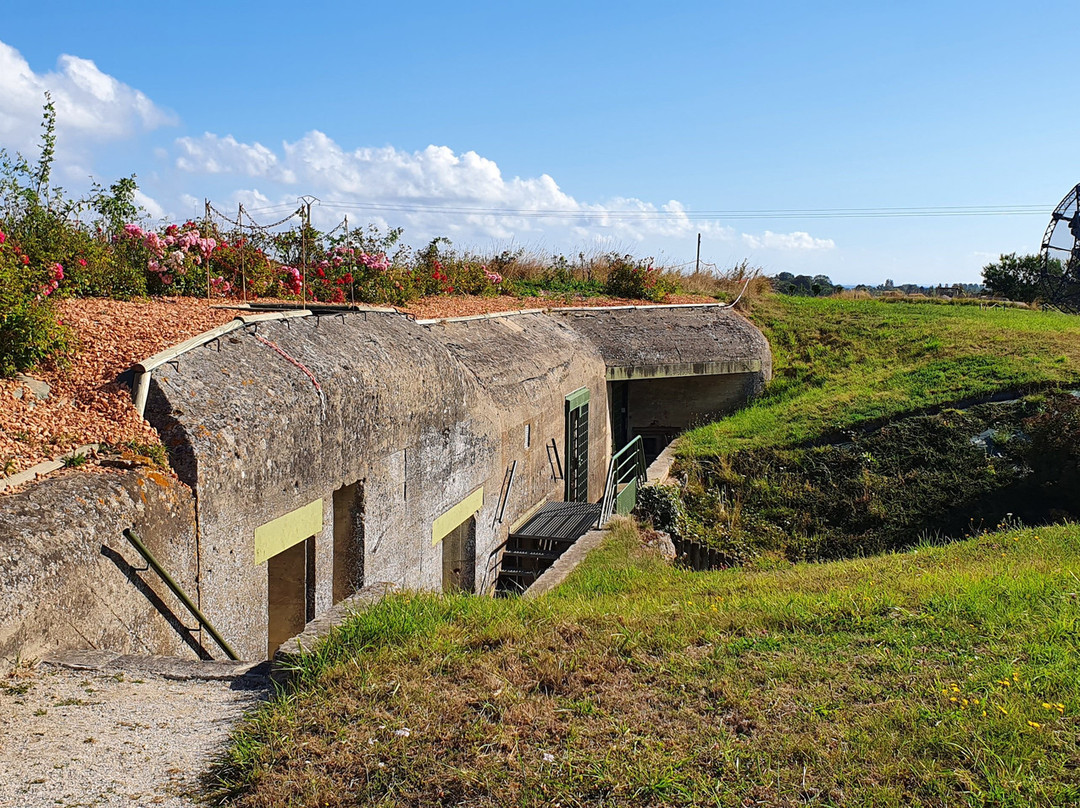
[742,230,836,251]
[175,133,283,179]
[0,39,174,153]
[170,130,786,251]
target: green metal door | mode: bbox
[565,387,590,502]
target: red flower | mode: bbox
[316,268,326,278]
[21,255,29,265]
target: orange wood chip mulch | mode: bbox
[1,293,717,479]
[1,298,234,477]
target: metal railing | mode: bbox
[123,528,239,660]
[599,436,647,526]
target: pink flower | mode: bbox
[145,232,165,256]
[77,258,87,267]
[0,230,6,244]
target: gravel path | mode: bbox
[0,657,268,807]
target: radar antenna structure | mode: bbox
[1039,183,1080,309]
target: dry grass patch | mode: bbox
[210,520,1080,807]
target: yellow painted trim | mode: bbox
[432,487,484,546]
[254,499,323,564]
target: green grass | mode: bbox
[211,520,1080,807]
[211,297,1080,806]
[680,296,1080,459]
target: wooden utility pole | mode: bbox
[238,202,246,303]
[696,233,702,274]
[298,196,317,307]
[205,199,212,302]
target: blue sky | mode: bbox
[2,1,1077,285]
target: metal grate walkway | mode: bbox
[494,502,601,595]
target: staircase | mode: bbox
[493,501,601,595]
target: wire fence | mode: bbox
[191,196,758,308]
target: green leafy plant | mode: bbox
[603,253,674,301]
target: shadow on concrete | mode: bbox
[101,544,213,660]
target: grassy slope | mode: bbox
[681,297,1080,458]
[215,521,1080,807]
[212,297,1080,806]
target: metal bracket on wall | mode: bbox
[123,528,239,661]
[547,439,563,481]
[494,460,517,527]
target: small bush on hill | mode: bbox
[603,253,674,301]
[0,227,71,376]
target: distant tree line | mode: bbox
[851,279,984,296]
[770,272,983,298]
[770,272,843,296]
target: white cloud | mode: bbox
[134,189,165,220]
[0,39,174,154]
[175,133,282,179]
[170,129,803,253]
[742,230,836,251]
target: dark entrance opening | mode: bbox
[267,536,315,658]
[332,481,364,604]
[442,516,476,593]
[609,380,629,453]
[613,372,762,465]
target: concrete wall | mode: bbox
[554,305,772,381]
[0,469,202,669]
[147,309,616,660]
[0,303,771,664]
[625,372,765,437]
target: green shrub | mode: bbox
[0,231,71,376]
[603,253,675,301]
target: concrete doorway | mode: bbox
[267,537,315,658]
[442,516,476,593]
[332,481,364,604]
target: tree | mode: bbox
[981,253,1049,302]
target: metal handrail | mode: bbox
[599,436,647,526]
[123,528,239,660]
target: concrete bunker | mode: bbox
[1,303,771,665]
[555,306,772,463]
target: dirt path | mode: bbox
[0,654,268,807]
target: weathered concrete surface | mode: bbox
[644,442,679,486]
[555,305,772,380]
[0,304,771,665]
[148,312,506,659]
[0,469,202,670]
[43,648,264,681]
[430,311,611,587]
